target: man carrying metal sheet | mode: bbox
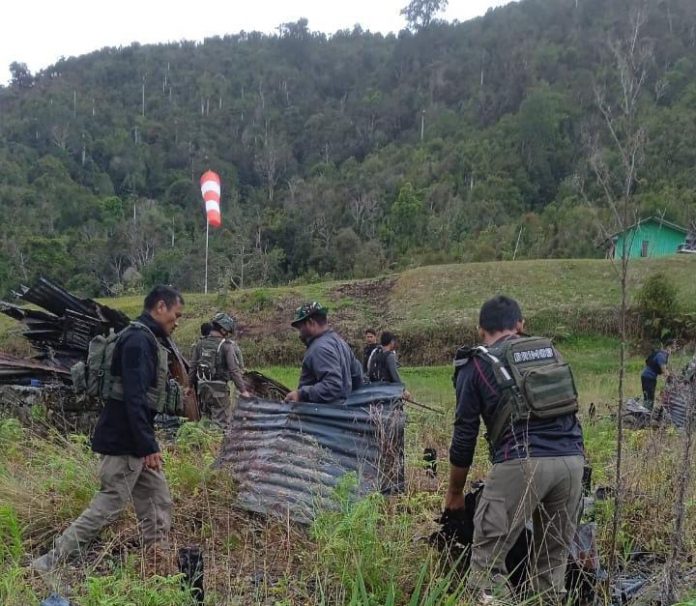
[285,301,363,403]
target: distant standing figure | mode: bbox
[641,343,673,410]
[363,328,378,373]
[367,332,411,400]
[189,313,250,427]
[189,323,213,395]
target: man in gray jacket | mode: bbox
[284,301,363,403]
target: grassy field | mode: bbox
[0,255,696,367]
[1,337,693,604]
[2,256,693,366]
[127,255,696,366]
[391,256,696,327]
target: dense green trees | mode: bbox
[0,0,695,296]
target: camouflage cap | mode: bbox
[211,312,236,333]
[291,301,328,326]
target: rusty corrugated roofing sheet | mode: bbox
[663,353,695,429]
[663,380,695,429]
[216,383,406,523]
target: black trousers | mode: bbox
[641,376,657,409]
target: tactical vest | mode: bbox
[195,335,236,382]
[453,336,579,448]
[72,322,182,415]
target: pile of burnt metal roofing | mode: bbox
[0,352,71,384]
[0,277,129,385]
[216,382,406,524]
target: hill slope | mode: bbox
[4,257,691,366]
[1,0,696,296]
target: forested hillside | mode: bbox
[1,0,695,296]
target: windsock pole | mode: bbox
[205,218,209,294]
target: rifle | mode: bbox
[165,336,200,421]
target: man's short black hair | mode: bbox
[144,285,184,311]
[200,322,212,337]
[380,331,396,347]
[479,295,523,333]
[365,328,377,336]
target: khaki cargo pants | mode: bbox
[198,380,234,429]
[468,455,584,601]
[53,454,172,558]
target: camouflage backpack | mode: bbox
[195,336,227,381]
[453,336,579,447]
[71,322,183,416]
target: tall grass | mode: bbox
[82,561,194,606]
[0,336,694,602]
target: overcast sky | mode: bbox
[0,0,514,84]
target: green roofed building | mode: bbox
[607,217,688,259]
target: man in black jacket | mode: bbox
[31,285,184,573]
[284,301,363,403]
[445,295,584,602]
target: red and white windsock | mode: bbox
[200,170,222,227]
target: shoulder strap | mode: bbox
[129,321,161,349]
[475,339,526,448]
[474,344,517,390]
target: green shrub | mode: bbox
[0,565,39,606]
[0,419,23,458]
[176,421,219,453]
[636,272,679,339]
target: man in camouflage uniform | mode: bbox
[189,312,250,428]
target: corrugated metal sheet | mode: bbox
[216,383,406,523]
[663,381,695,429]
[17,277,95,318]
[663,352,695,429]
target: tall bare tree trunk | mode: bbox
[583,6,652,590]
